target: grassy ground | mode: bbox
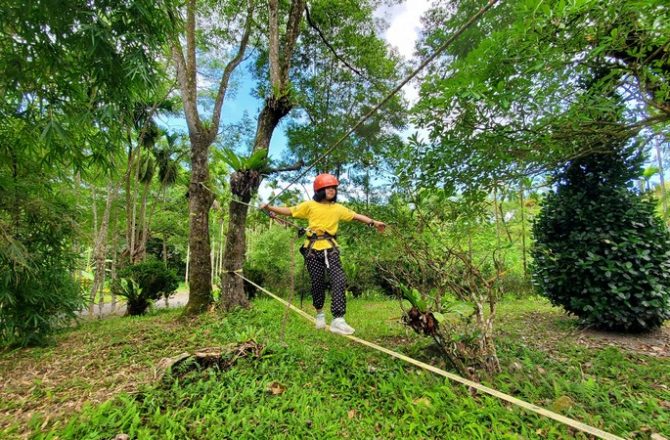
[1,295,668,439]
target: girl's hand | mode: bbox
[260,203,270,211]
[373,220,386,233]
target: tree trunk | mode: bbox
[162,235,169,307]
[124,143,138,263]
[184,135,215,314]
[492,184,501,248]
[519,184,528,278]
[111,227,118,313]
[217,221,225,281]
[185,245,190,285]
[89,181,118,316]
[135,178,151,262]
[130,148,142,262]
[220,96,291,310]
[656,138,668,222]
[72,171,82,280]
[97,259,106,317]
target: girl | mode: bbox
[261,173,385,335]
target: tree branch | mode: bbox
[266,159,305,175]
[280,0,307,85]
[304,4,366,81]
[171,4,201,134]
[209,0,255,141]
[268,0,281,90]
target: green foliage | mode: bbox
[243,225,307,298]
[0,183,85,347]
[9,298,669,439]
[218,147,269,172]
[407,0,670,193]
[0,0,178,167]
[532,150,670,331]
[114,260,178,316]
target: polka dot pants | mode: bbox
[301,247,347,318]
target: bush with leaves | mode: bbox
[532,149,670,332]
[0,182,85,347]
[244,225,307,298]
[114,260,178,316]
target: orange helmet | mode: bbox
[313,173,339,192]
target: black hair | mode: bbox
[313,187,337,202]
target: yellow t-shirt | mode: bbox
[290,200,356,250]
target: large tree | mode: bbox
[282,1,407,197]
[169,0,255,314]
[217,0,410,310]
[219,0,307,311]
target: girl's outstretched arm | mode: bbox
[353,213,386,233]
[261,204,292,216]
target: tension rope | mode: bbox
[233,271,624,440]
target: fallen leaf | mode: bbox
[267,381,286,395]
[550,395,574,412]
[347,409,357,419]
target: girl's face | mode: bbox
[325,186,337,200]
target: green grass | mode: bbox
[1,295,668,439]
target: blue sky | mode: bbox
[156,1,431,169]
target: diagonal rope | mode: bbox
[233,271,625,440]
[261,0,500,205]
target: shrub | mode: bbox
[0,191,85,347]
[114,260,178,316]
[532,150,670,332]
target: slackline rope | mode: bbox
[233,272,625,440]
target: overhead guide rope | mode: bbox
[231,0,500,211]
[230,2,623,438]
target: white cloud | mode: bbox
[379,0,431,60]
[375,0,432,104]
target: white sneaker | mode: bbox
[330,317,355,335]
[315,312,326,330]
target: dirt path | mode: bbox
[78,289,190,318]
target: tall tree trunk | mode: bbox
[72,171,82,280]
[97,259,106,317]
[185,245,190,285]
[656,138,668,222]
[130,147,142,262]
[519,184,528,279]
[111,224,119,313]
[211,245,216,286]
[217,221,224,281]
[124,143,138,263]
[89,181,118,316]
[492,184,501,248]
[135,178,151,262]
[220,96,291,310]
[184,135,215,314]
[163,235,169,307]
[218,0,305,308]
